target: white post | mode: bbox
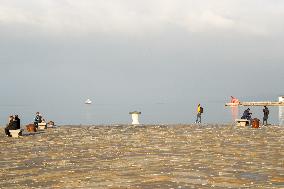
[279,96,284,126]
[129,111,141,125]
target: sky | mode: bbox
[0,0,284,125]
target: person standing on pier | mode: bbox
[195,104,203,123]
[263,106,269,125]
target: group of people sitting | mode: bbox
[5,115,21,137]
[241,106,270,125]
[34,112,55,128]
[4,112,56,137]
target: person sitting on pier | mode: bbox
[42,118,46,123]
[241,108,252,120]
[14,115,21,130]
[4,116,16,137]
[47,121,55,128]
[34,112,42,128]
[263,106,269,126]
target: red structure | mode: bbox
[230,96,240,104]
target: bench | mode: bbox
[235,119,250,127]
[38,123,47,130]
[9,129,23,138]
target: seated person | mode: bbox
[47,121,55,128]
[42,119,46,123]
[34,112,42,128]
[241,108,252,124]
[14,115,21,130]
[5,116,16,137]
[40,119,47,129]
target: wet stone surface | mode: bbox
[0,125,283,188]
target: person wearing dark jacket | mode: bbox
[263,106,269,125]
[5,116,15,137]
[14,115,20,130]
[241,108,252,120]
[241,108,252,125]
[34,112,42,128]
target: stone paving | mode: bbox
[0,125,283,188]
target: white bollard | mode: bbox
[129,111,141,125]
[279,96,284,126]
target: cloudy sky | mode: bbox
[1,0,284,35]
[0,0,284,124]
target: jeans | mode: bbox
[263,117,268,125]
[196,113,201,123]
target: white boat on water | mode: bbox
[85,99,92,104]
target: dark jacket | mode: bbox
[14,117,21,129]
[34,115,42,124]
[241,110,251,120]
[263,108,269,119]
[6,120,17,130]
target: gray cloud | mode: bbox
[1,0,284,36]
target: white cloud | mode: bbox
[0,0,283,36]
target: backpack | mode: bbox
[200,107,204,113]
[264,108,269,116]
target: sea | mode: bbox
[0,101,283,126]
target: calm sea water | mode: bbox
[0,102,283,126]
